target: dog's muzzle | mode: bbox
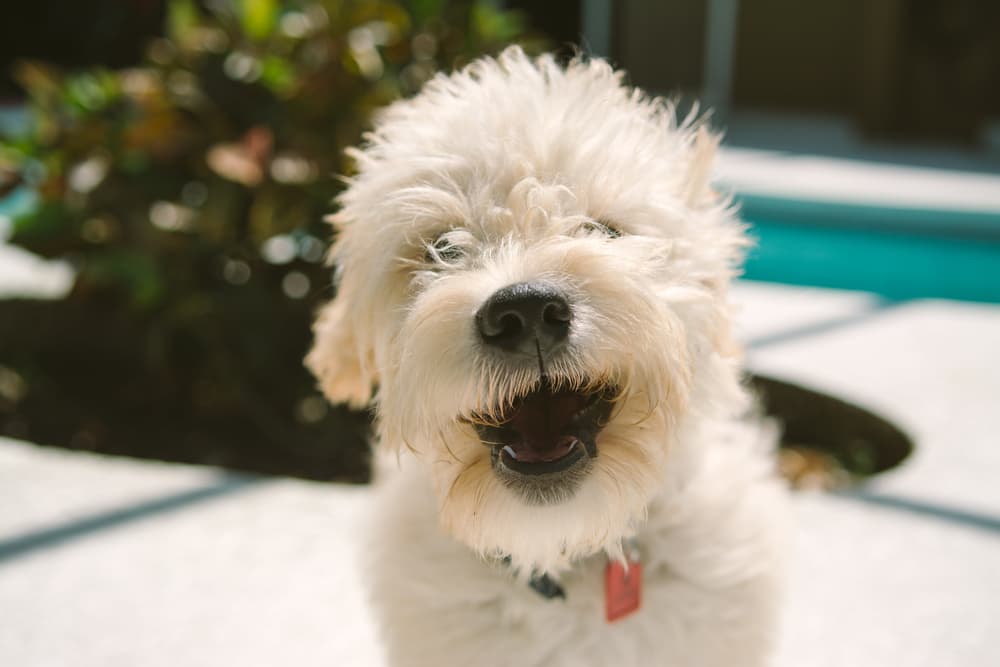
[472,282,615,503]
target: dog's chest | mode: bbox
[480,550,706,667]
[368,453,783,667]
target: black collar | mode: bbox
[528,572,566,599]
[500,556,566,600]
[502,537,641,602]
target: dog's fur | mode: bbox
[307,47,788,667]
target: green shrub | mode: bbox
[0,0,534,480]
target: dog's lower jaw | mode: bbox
[488,443,594,506]
[432,457,661,576]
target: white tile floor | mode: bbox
[2,280,998,666]
[734,283,1000,667]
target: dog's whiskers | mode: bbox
[436,424,466,464]
[461,408,509,428]
[397,433,419,455]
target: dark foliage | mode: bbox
[0,0,534,481]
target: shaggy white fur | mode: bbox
[308,47,789,667]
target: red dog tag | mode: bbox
[605,552,642,622]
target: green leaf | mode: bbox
[241,0,279,41]
[260,56,296,95]
[471,3,524,43]
[167,0,199,43]
[10,200,71,246]
[64,71,120,112]
[408,0,446,25]
[83,250,166,309]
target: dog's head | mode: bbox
[308,47,749,573]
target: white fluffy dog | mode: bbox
[308,47,788,667]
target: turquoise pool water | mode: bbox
[740,195,1000,304]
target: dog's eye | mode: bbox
[425,233,465,263]
[583,220,622,238]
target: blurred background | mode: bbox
[0,0,538,481]
[0,0,997,481]
[1,2,999,665]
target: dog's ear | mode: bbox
[305,225,377,408]
[306,297,375,408]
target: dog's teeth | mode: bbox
[503,445,518,460]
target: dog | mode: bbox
[307,47,788,667]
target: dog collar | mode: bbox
[500,555,564,599]
[505,538,643,622]
[528,572,566,599]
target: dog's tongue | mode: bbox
[504,389,589,462]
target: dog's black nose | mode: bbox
[476,282,571,354]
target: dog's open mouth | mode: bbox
[474,381,615,497]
